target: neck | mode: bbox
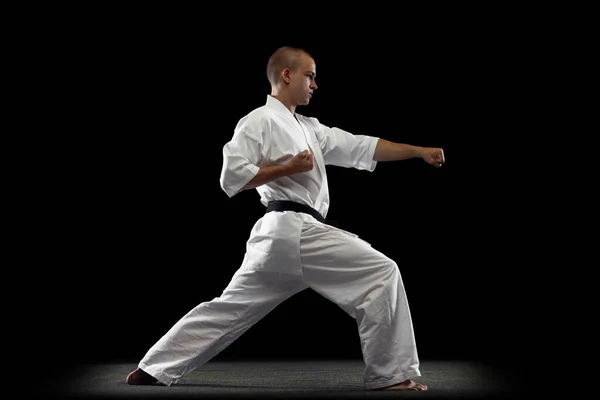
[270,91,296,115]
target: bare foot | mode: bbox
[126,368,164,385]
[378,379,428,391]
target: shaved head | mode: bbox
[267,46,313,87]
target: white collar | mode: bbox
[265,95,295,118]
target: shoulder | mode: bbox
[234,105,274,138]
[296,113,322,130]
[296,113,327,140]
[233,106,272,142]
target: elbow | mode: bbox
[221,182,242,198]
[219,173,240,198]
[220,162,260,198]
[220,175,254,198]
[220,182,235,198]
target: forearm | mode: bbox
[373,138,424,162]
[243,164,293,190]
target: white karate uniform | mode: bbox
[138,95,421,390]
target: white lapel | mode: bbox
[265,96,329,212]
[265,96,322,174]
[295,116,329,210]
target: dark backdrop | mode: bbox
[36,9,530,389]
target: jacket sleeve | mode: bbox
[219,117,263,197]
[309,117,379,171]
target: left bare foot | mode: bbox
[126,368,163,385]
[377,379,428,391]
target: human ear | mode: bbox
[282,68,291,84]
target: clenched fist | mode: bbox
[286,150,314,174]
[421,148,445,168]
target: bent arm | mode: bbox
[242,164,293,190]
[373,139,424,161]
[243,150,313,190]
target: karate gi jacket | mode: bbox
[220,95,380,275]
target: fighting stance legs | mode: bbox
[127,220,425,391]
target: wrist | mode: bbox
[415,146,425,159]
[278,163,293,177]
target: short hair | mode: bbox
[266,46,312,86]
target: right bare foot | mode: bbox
[377,379,428,391]
[126,368,162,385]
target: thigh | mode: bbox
[220,253,308,305]
[243,212,304,276]
[299,222,398,304]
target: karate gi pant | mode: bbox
[138,214,421,390]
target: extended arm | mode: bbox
[373,138,445,167]
[310,118,445,170]
[373,139,423,161]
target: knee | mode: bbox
[388,259,398,271]
[379,259,402,286]
[365,258,400,287]
[383,259,399,275]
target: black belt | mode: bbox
[266,200,337,227]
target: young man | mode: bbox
[126,46,444,391]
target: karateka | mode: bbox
[126,45,444,392]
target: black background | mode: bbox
[31,5,535,392]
